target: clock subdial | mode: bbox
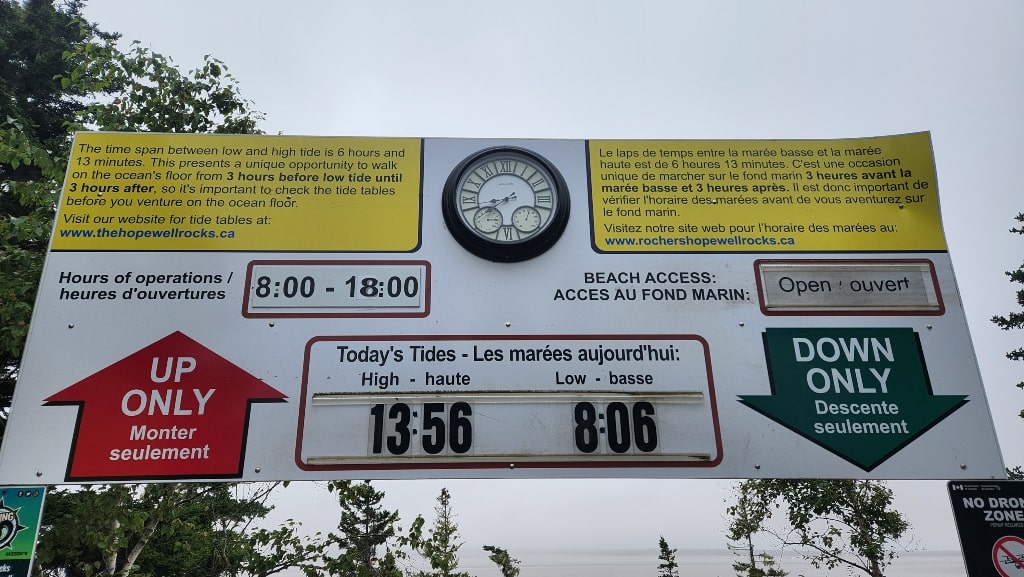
[511,205,542,233]
[472,206,504,234]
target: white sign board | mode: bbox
[0,132,1004,483]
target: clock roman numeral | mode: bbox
[500,226,518,241]
[463,177,483,192]
[535,194,552,207]
[478,163,495,178]
[529,176,547,191]
[498,160,514,173]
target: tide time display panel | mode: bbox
[297,335,720,470]
[0,132,1003,484]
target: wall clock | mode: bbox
[441,147,570,262]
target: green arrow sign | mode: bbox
[740,327,967,471]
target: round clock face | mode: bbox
[442,147,570,262]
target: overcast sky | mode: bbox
[76,0,1024,571]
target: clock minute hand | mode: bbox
[484,192,517,207]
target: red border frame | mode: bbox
[241,260,431,319]
[294,334,723,472]
[754,258,944,316]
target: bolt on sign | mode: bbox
[0,131,1004,483]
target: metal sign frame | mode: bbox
[0,132,1004,483]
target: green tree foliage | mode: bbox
[0,0,108,432]
[37,484,215,577]
[0,0,264,438]
[134,483,267,577]
[140,483,325,577]
[35,483,320,577]
[656,536,679,577]
[726,482,786,577]
[0,115,58,416]
[728,480,907,577]
[62,39,263,134]
[409,487,470,577]
[324,481,404,577]
[236,518,327,577]
[992,211,1024,420]
[5,5,282,577]
[482,545,520,577]
[0,0,107,152]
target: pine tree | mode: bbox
[326,481,403,577]
[411,487,470,577]
[992,211,1024,420]
[657,536,679,577]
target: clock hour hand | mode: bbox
[483,192,517,207]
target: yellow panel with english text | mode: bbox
[53,133,422,252]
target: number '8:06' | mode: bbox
[574,401,658,454]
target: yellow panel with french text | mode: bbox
[588,132,945,252]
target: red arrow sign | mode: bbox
[44,332,286,481]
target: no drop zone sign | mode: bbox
[949,481,1024,577]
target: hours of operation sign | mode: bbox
[0,132,1004,483]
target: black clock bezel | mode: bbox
[441,146,570,263]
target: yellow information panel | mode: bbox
[588,132,945,252]
[54,133,422,251]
